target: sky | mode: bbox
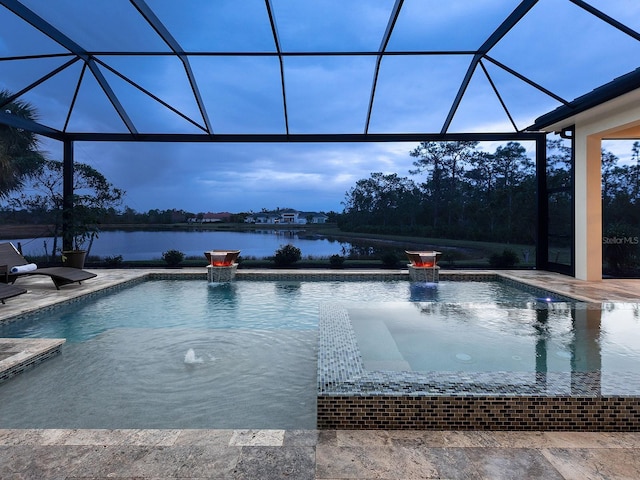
[1,0,640,214]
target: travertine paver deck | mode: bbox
[1,428,640,479]
[1,269,640,478]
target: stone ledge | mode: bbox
[0,338,65,384]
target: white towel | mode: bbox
[10,263,37,274]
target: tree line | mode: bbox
[340,141,537,244]
[339,139,640,249]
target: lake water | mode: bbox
[3,230,352,261]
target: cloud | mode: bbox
[61,140,423,213]
[2,1,638,215]
[388,0,516,50]
[272,0,395,51]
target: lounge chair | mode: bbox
[0,242,97,290]
[0,283,26,304]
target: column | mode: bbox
[574,130,602,281]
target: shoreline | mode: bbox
[0,224,519,266]
[0,223,442,251]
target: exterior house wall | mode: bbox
[573,93,640,281]
[541,88,640,281]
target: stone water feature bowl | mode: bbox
[204,250,241,267]
[405,250,441,268]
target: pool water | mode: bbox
[0,280,326,429]
[349,301,640,374]
[0,279,542,342]
[2,279,636,429]
[0,279,537,429]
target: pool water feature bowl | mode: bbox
[406,250,441,282]
[205,250,240,282]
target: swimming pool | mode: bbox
[0,280,323,429]
[1,276,639,430]
[0,278,540,429]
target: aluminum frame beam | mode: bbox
[0,110,64,140]
[265,0,290,135]
[62,139,74,252]
[130,0,213,134]
[365,0,404,134]
[569,0,640,42]
[441,0,540,134]
[0,0,138,134]
[63,131,545,143]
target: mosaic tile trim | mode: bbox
[440,272,498,281]
[236,271,407,281]
[143,269,584,306]
[147,270,410,281]
[147,272,206,280]
[318,304,365,389]
[317,395,640,431]
[317,302,640,430]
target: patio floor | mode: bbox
[1,268,640,479]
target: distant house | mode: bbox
[281,210,298,223]
[305,212,329,224]
[188,212,232,223]
[244,209,328,224]
[245,212,282,224]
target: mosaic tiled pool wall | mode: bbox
[236,271,408,281]
[236,271,506,283]
[317,395,640,430]
[317,303,640,431]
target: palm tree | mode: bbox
[0,90,45,198]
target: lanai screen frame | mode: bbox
[17,128,555,272]
[3,0,637,273]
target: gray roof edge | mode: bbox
[528,67,640,131]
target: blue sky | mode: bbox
[1,0,640,213]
